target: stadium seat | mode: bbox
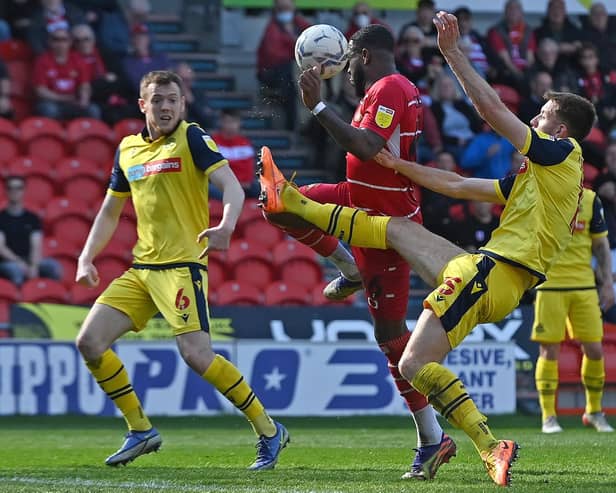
[51,215,91,251]
[264,280,311,306]
[55,253,77,288]
[21,278,70,303]
[206,255,227,287]
[604,341,616,383]
[55,156,106,185]
[235,199,266,236]
[0,39,33,61]
[70,283,105,305]
[272,241,323,289]
[95,255,129,286]
[226,239,275,289]
[241,218,284,249]
[23,175,56,213]
[19,117,66,163]
[491,84,521,114]
[214,281,262,305]
[226,239,272,265]
[209,199,224,225]
[44,196,92,225]
[66,118,115,166]
[113,118,144,143]
[558,340,582,383]
[0,118,20,162]
[62,175,105,209]
[43,236,80,258]
[6,155,53,180]
[0,278,20,303]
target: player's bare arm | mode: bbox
[434,11,527,151]
[592,235,616,309]
[298,66,385,161]
[197,165,244,258]
[375,148,499,203]
[77,193,127,287]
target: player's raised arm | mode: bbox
[434,11,528,151]
[375,149,500,203]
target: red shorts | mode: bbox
[301,182,412,321]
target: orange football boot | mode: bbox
[481,440,519,487]
[257,146,288,214]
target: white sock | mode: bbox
[411,405,443,447]
[326,243,360,281]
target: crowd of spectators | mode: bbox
[2,0,616,292]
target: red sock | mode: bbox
[284,227,338,257]
[379,332,429,412]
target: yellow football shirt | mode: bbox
[539,188,608,289]
[107,120,228,265]
[480,127,583,284]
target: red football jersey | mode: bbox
[346,73,423,220]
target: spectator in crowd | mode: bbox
[451,200,500,251]
[0,176,62,286]
[487,0,536,89]
[211,108,259,199]
[27,0,86,54]
[1,0,38,41]
[33,26,101,120]
[0,58,13,119]
[527,37,577,93]
[594,141,616,254]
[398,0,438,57]
[534,0,583,62]
[122,23,169,98]
[430,73,483,160]
[420,151,464,241]
[460,123,516,179]
[176,61,211,128]
[582,2,616,72]
[345,2,389,40]
[575,42,616,105]
[395,26,428,87]
[454,6,491,79]
[125,0,151,31]
[518,70,552,125]
[256,0,310,131]
[72,23,134,124]
[417,103,443,164]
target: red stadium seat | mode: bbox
[70,283,105,305]
[209,199,224,225]
[62,175,105,209]
[604,341,616,383]
[99,241,132,263]
[23,175,56,213]
[0,278,20,303]
[66,118,115,166]
[113,118,144,143]
[51,216,91,251]
[558,340,582,384]
[226,239,272,264]
[21,278,70,303]
[236,199,266,235]
[55,156,107,185]
[19,117,66,163]
[214,281,262,305]
[272,241,323,289]
[264,281,311,306]
[55,253,77,288]
[226,239,275,289]
[0,39,33,61]
[491,84,521,114]
[43,236,80,258]
[0,118,20,162]
[44,196,92,225]
[207,255,227,287]
[272,240,317,264]
[96,255,129,286]
[6,155,53,180]
[242,218,284,249]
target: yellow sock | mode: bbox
[535,356,558,421]
[412,362,498,454]
[86,349,151,431]
[281,184,389,249]
[581,355,605,414]
[203,354,276,437]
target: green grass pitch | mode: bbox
[0,414,614,492]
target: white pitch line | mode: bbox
[3,476,347,493]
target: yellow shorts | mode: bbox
[96,263,210,336]
[424,253,535,349]
[532,289,603,343]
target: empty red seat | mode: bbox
[603,341,616,383]
[6,155,53,180]
[0,278,20,303]
[43,235,80,258]
[55,156,106,185]
[209,199,224,225]
[71,283,105,305]
[23,175,56,213]
[66,118,115,166]
[264,281,311,306]
[19,117,66,163]
[55,254,77,288]
[226,239,275,288]
[0,118,20,161]
[272,241,322,289]
[558,341,582,383]
[214,281,262,305]
[45,196,92,225]
[207,255,227,287]
[51,216,91,251]
[236,199,266,235]
[63,175,105,209]
[113,118,144,143]
[242,219,284,249]
[0,39,33,61]
[21,278,69,303]
[96,255,129,286]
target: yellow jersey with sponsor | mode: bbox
[539,188,607,289]
[107,120,228,265]
[479,127,583,283]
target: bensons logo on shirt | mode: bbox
[127,157,182,181]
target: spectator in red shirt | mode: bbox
[487,0,536,89]
[256,0,310,130]
[33,26,101,120]
[211,109,259,199]
[0,59,13,119]
[27,0,86,54]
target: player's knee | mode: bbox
[582,341,603,360]
[398,352,421,382]
[75,331,105,362]
[180,345,216,374]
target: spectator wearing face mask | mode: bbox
[344,1,390,41]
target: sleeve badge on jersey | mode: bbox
[202,135,220,152]
[375,105,395,128]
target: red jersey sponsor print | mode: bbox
[126,157,182,182]
[346,74,423,220]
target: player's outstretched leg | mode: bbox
[248,421,291,471]
[403,433,457,480]
[105,428,162,466]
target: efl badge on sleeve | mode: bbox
[375,105,394,129]
[202,135,220,152]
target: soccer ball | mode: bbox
[294,24,349,80]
